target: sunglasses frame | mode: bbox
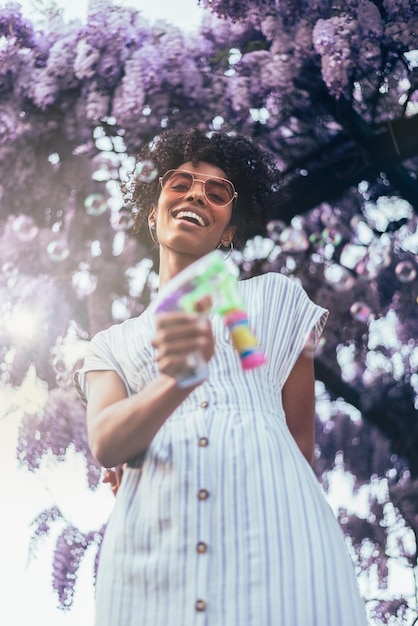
[159,169,238,208]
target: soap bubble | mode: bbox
[395,260,416,283]
[350,301,372,322]
[266,220,286,242]
[308,232,322,248]
[134,160,158,183]
[110,209,135,231]
[11,215,39,241]
[84,193,108,216]
[321,227,342,246]
[2,261,18,276]
[279,226,309,252]
[47,239,70,262]
[320,203,339,227]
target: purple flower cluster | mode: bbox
[198,0,274,21]
[28,511,106,609]
[0,2,35,47]
[27,506,63,561]
[52,525,94,608]
[0,0,415,157]
[17,386,102,489]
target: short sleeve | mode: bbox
[278,278,328,385]
[73,328,131,406]
[240,273,328,388]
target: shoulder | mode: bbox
[92,311,150,342]
[238,271,300,298]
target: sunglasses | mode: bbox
[159,170,238,208]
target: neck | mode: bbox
[157,249,204,289]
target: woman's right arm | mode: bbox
[86,370,193,468]
[86,310,215,468]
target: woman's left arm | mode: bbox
[282,349,316,465]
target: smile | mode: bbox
[172,210,208,227]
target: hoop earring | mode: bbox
[220,240,233,261]
[148,222,159,246]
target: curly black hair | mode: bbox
[123,128,280,249]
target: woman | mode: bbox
[75,128,368,625]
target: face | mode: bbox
[149,161,237,258]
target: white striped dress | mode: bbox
[75,272,368,626]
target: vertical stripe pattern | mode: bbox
[75,272,368,626]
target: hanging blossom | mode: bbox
[111,48,147,125]
[17,386,101,489]
[74,38,101,80]
[383,0,417,20]
[112,26,202,126]
[224,15,300,114]
[180,57,205,102]
[226,74,252,115]
[52,525,95,609]
[84,81,112,123]
[154,28,190,88]
[0,2,36,47]
[0,103,19,142]
[28,32,79,109]
[313,14,359,96]
[384,15,418,50]
[28,509,106,609]
[199,11,249,47]
[81,3,148,89]
[294,19,315,63]
[355,0,384,71]
[199,0,274,21]
[27,506,64,561]
[268,17,302,89]
[357,0,384,38]
[0,31,30,87]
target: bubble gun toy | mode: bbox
[151,250,266,387]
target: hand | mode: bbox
[103,464,124,496]
[152,311,215,382]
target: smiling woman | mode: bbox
[127,127,278,252]
[149,159,238,276]
[74,127,368,626]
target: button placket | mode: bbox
[194,398,211,615]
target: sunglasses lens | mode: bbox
[161,171,235,206]
[163,171,194,195]
[204,179,234,206]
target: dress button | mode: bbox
[197,488,209,500]
[198,437,209,447]
[200,400,209,408]
[195,599,207,611]
[196,541,208,554]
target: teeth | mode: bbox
[175,211,206,226]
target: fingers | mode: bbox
[152,312,215,379]
[103,464,124,497]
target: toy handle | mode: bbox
[224,310,267,370]
[154,301,211,388]
[174,350,209,388]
